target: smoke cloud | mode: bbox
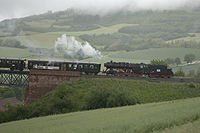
[54,34,103,59]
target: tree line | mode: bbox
[0,39,26,48]
[79,33,200,51]
[151,53,198,77]
[0,87,26,102]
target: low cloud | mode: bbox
[1,0,200,21]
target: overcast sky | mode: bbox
[0,0,200,22]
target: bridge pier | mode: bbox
[24,70,80,105]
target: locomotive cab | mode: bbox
[147,65,174,78]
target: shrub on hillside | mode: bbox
[188,82,196,88]
[85,86,138,110]
[175,68,185,77]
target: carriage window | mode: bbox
[39,63,43,66]
[84,65,88,69]
[94,65,98,69]
[73,64,77,69]
[69,64,73,69]
[30,63,32,66]
[7,60,11,63]
[89,65,94,69]
[55,63,59,66]
[2,60,6,63]
[79,65,83,69]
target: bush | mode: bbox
[175,67,185,77]
[85,86,138,110]
[188,82,196,88]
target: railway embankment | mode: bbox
[81,75,200,84]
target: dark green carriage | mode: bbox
[0,57,26,71]
[28,59,61,70]
[60,61,101,75]
[28,59,101,75]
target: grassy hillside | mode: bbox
[1,78,200,124]
[171,33,200,42]
[107,48,200,62]
[0,47,33,58]
[155,118,200,133]
[1,97,200,133]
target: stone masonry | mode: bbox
[24,69,80,105]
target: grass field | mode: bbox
[0,23,137,49]
[155,118,200,133]
[108,48,200,62]
[0,47,33,58]
[25,19,56,28]
[1,97,200,133]
[172,33,200,42]
[46,23,138,36]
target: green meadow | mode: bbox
[44,23,137,36]
[172,33,200,42]
[1,97,200,133]
[0,47,33,58]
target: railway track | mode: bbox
[0,70,199,84]
[81,74,200,84]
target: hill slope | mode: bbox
[1,97,200,133]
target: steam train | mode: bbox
[0,57,174,78]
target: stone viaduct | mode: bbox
[24,70,80,105]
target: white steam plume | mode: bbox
[54,34,103,59]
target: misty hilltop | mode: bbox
[0,6,200,54]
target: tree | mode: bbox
[175,57,181,66]
[150,59,168,67]
[195,67,200,78]
[164,57,174,65]
[184,54,196,64]
[174,67,185,77]
[187,70,195,77]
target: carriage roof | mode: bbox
[0,57,26,61]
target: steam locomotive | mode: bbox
[0,58,174,78]
[103,61,174,78]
